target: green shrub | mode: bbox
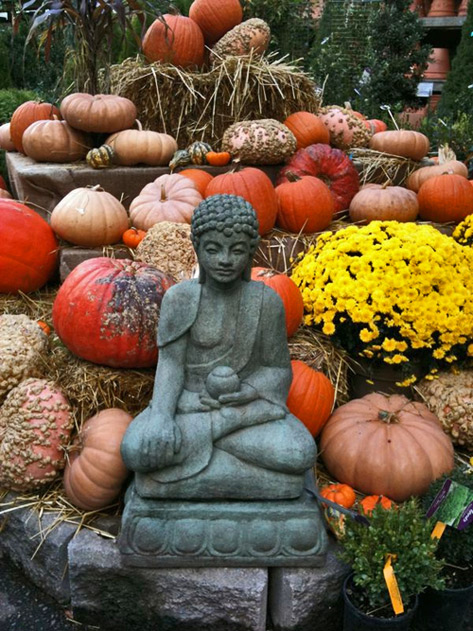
[419,111,473,173]
[0,88,38,124]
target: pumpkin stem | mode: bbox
[160,184,167,201]
[230,157,243,173]
[378,410,398,423]
[135,119,143,132]
[285,171,302,183]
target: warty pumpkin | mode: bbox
[320,392,454,501]
[369,129,430,161]
[60,93,137,134]
[318,106,372,150]
[283,111,330,150]
[106,121,178,166]
[221,118,297,165]
[417,173,473,223]
[189,0,243,46]
[348,183,419,223]
[22,119,91,162]
[63,408,133,511]
[142,13,205,68]
[210,18,270,64]
[275,173,334,233]
[10,100,61,153]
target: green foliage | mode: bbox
[0,88,38,123]
[242,0,315,64]
[437,0,473,118]
[339,499,445,613]
[419,111,473,172]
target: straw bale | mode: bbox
[350,147,420,187]
[106,53,322,147]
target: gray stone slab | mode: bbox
[0,492,77,603]
[69,528,268,631]
[59,245,132,281]
[268,537,350,631]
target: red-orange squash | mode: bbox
[205,166,278,235]
[360,494,395,515]
[63,408,133,511]
[286,360,335,436]
[251,267,304,337]
[142,13,205,68]
[283,111,330,149]
[189,0,243,46]
[275,174,334,233]
[320,393,454,501]
[52,257,175,368]
[0,200,58,293]
[348,183,419,223]
[320,483,356,509]
[10,100,61,153]
[417,173,473,223]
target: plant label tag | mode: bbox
[383,554,404,615]
[431,520,446,540]
[416,82,433,97]
[426,479,473,529]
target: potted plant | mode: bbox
[417,464,473,630]
[338,498,445,630]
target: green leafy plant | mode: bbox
[0,87,38,123]
[339,498,445,614]
[419,111,473,175]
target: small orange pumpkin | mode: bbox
[122,227,147,248]
[320,483,356,509]
[205,151,232,166]
[360,494,395,515]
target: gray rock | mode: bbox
[268,537,350,631]
[69,528,268,631]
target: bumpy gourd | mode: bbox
[221,119,297,165]
[210,18,270,63]
[318,106,372,150]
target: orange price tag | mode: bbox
[383,554,404,615]
[431,520,447,540]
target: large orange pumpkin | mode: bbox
[0,200,58,293]
[63,408,133,511]
[275,174,334,233]
[286,360,335,436]
[417,173,473,223]
[142,13,205,69]
[250,267,304,337]
[320,393,454,501]
[10,100,61,153]
[283,111,330,150]
[205,166,278,235]
[189,0,242,46]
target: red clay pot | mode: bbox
[427,0,456,16]
[424,48,450,79]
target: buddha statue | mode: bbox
[121,194,317,501]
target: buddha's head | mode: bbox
[191,195,260,283]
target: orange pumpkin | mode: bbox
[369,130,430,161]
[286,359,335,436]
[365,119,388,134]
[63,408,133,510]
[10,100,61,153]
[275,174,335,233]
[320,483,356,509]
[142,13,205,69]
[360,494,395,515]
[122,227,147,248]
[205,151,232,166]
[178,168,214,196]
[320,393,454,501]
[406,160,469,193]
[60,93,137,134]
[348,183,419,223]
[417,173,473,223]
[283,111,330,149]
[189,0,243,46]
[205,166,278,236]
[251,267,304,337]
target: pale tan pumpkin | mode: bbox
[22,119,92,162]
[106,121,178,166]
[50,185,129,247]
[60,93,137,133]
[129,174,203,229]
[369,130,430,161]
[406,160,468,192]
[0,123,15,151]
[349,183,419,223]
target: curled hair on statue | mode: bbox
[191,194,260,283]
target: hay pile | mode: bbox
[350,148,421,187]
[106,53,322,147]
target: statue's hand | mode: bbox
[139,416,182,471]
[218,383,258,406]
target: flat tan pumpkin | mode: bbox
[129,173,203,229]
[22,119,92,162]
[369,130,430,161]
[406,160,468,192]
[349,183,419,223]
[106,122,178,166]
[60,93,137,133]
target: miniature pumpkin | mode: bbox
[283,111,330,149]
[106,122,178,166]
[221,118,297,165]
[0,122,15,151]
[22,119,92,162]
[417,173,473,223]
[205,167,278,235]
[360,494,394,515]
[286,359,335,436]
[63,408,133,510]
[0,378,72,491]
[406,160,468,192]
[277,143,360,213]
[122,227,147,248]
[320,393,454,501]
[318,106,372,150]
[142,13,205,68]
[205,151,232,166]
[369,130,430,161]
[86,144,115,169]
[189,0,243,46]
[50,185,130,247]
[210,18,270,63]
[129,173,203,230]
[178,168,214,195]
[10,100,61,153]
[52,257,175,368]
[320,483,356,509]
[348,183,419,223]
[275,173,334,233]
[250,267,304,337]
[187,140,213,165]
[60,93,137,133]
[365,119,388,134]
[0,200,58,293]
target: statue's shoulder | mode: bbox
[249,279,285,313]
[158,280,200,346]
[163,278,199,301]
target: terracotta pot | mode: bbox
[427,0,456,16]
[457,0,469,16]
[398,105,428,129]
[409,0,426,15]
[424,48,450,79]
[428,93,442,111]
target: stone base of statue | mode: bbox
[118,471,328,568]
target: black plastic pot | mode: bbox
[414,582,473,631]
[343,574,418,631]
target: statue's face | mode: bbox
[198,229,252,286]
